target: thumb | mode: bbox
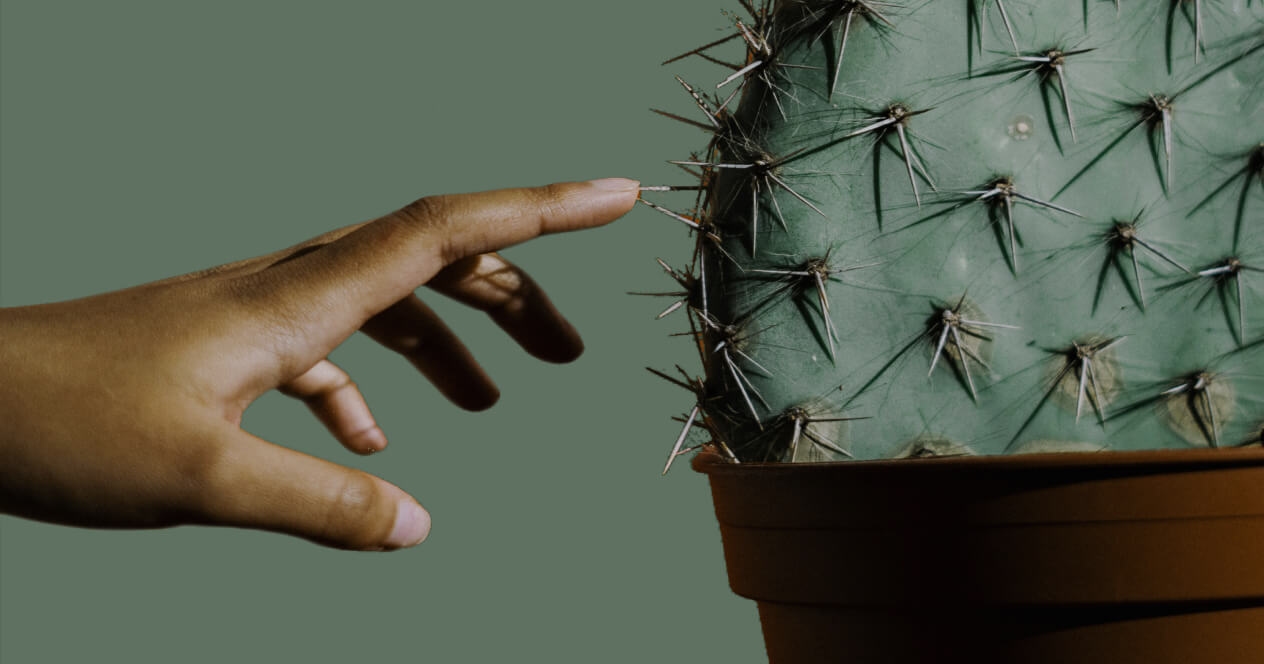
[196,429,430,551]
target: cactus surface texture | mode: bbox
[645,0,1264,466]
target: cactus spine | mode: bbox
[646,1,1264,466]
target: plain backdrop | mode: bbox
[0,1,767,661]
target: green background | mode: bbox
[0,1,764,661]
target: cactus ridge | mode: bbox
[646,0,1264,466]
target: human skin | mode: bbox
[0,178,640,551]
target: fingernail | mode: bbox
[587,177,640,192]
[386,499,431,548]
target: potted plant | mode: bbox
[640,1,1264,661]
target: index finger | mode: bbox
[240,178,639,363]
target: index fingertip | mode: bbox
[585,178,640,219]
[587,177,641,193]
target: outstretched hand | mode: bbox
[0,178,640,550]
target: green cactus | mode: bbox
[645,0,1264,466]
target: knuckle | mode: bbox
[396,195,450,229]
[530,183,574,222]
[396,194,461,264]
[312,376,360,409]
[322,472,388,548]
[330,374,357,395]
[488,277,536,320]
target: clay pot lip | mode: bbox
[695,445,1264,607]
[692,445,1264,476]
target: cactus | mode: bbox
[644,0,1264,467]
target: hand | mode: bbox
[0,178,640,551]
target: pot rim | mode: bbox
[692,444,1264,475]
[695,445,1264,607]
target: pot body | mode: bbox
[694,448,1264,664]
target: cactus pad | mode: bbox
[646,0,1264,466]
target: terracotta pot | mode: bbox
[693,448,1264,664]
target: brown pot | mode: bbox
[693,447,1264,664]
